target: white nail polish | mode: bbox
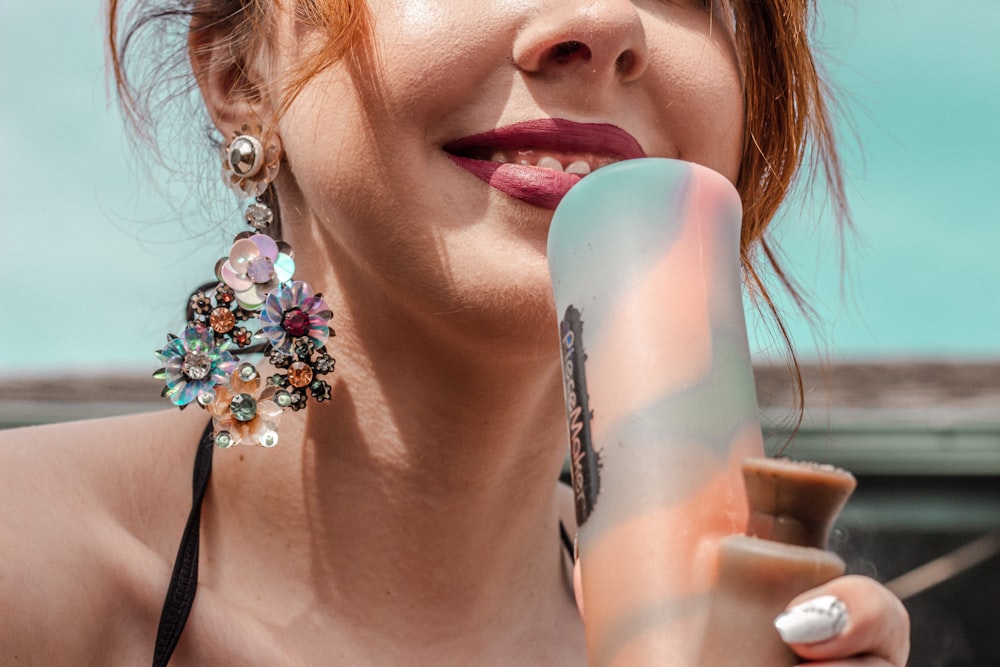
[774,595,849,644]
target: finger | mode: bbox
[573,557,584,619]
[776,575,910,666]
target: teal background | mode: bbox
[761,1,1000,361]
[1,2,999,373]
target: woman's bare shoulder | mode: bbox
[0,408,208,665]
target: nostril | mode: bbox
[550,40,592,64]
[615,50,635,76]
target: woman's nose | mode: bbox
[513,0,648,83]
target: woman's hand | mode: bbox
[775,575,910,666]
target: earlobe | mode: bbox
[187,17,274,133]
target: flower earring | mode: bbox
[154,124,336,448]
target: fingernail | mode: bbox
[774,595,849,644]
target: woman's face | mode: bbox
[265,0,743,340]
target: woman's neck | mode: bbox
[200,293,575,649]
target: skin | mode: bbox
[0,0,908,664]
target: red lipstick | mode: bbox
[444,119,647,210]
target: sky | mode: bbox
[1,2,999,375]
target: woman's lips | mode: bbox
[444,157,584,211]
[444,119,647,210]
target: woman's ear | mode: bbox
[187,16,274,132]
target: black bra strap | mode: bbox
[152,423,214,667]
[558,519,575,562]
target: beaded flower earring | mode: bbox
[154,124,335,448]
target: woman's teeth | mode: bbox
[489,151,598,175]
[537,156,566,171]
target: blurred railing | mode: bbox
[0,373,163,429]
[755,361,1000,476]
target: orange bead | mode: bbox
[288,361,313,388]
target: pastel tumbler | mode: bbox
[548,158,766,664]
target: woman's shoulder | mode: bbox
[0,408,208,665]
[0,407,206,546]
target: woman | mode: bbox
[0,0,908,664]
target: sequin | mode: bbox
[217,233,295,310]
[260,281,332,354]
[154,325,237,407]
[205,367,286,447]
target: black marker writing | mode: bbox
[560,306,600,526]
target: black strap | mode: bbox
[152,423,214,667]
[558,519,575,562]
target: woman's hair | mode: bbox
[108,0,844,419]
